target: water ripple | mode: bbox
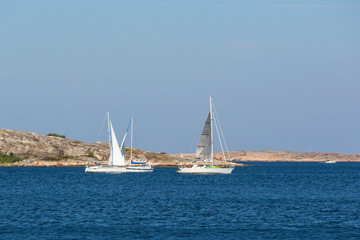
[0,163,360,239]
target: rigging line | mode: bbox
[131,114,133,161]
[120,119,132,149]
[214,106,230,159]
[213,103,231,160]
[96,112,108,143]
[213,106,227,161]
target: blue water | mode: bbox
[0,163,360,239]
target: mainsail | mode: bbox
[195,112,212,161]
[109,121,125,166]
[177,96,234,174]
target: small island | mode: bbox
[0,129,359,167]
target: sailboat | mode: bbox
[125,114,154,173]
[85,112,127,173]
[325,159,336,164]
[177,96,234,174]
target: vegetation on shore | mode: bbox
[43,155,74,161]
[47,133,66,138]
[87,151,95,157]
[0,152,22,164]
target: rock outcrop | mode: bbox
[2,128,358,167]
[0,129,197,167]
[213,150,360,162]
[174,151,360,163]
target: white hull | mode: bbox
[325,160,336,164]
[85,165,127,173]
[85,165,154,173]
[177,166,234,174]
[126,166,154,173]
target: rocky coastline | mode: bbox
[1,129,359,167]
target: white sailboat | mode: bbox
[325,159,336,164]
[85,112,127,173]
[177,96,234,174]
[125,114,154,173]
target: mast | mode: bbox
[131,113,133,163]
[107,111,112,165]
[210,96,214,166]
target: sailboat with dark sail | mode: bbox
[177,96,234,174]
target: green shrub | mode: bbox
[87,152,95,157]
[43,156,74,161]
[47,133,66,138]
[0,152,22,164]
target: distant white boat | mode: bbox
[85,111,127,173]
[325,159,336,164]
[177,96,234,174]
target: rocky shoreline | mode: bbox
[1,129,359,167]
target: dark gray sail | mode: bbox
[195,112,212,161]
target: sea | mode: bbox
[0,162,359,239]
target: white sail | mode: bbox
[195,112,212,162]
[85,112,127,173]
[109,121,125,166]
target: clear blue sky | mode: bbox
[1,0,359,154]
